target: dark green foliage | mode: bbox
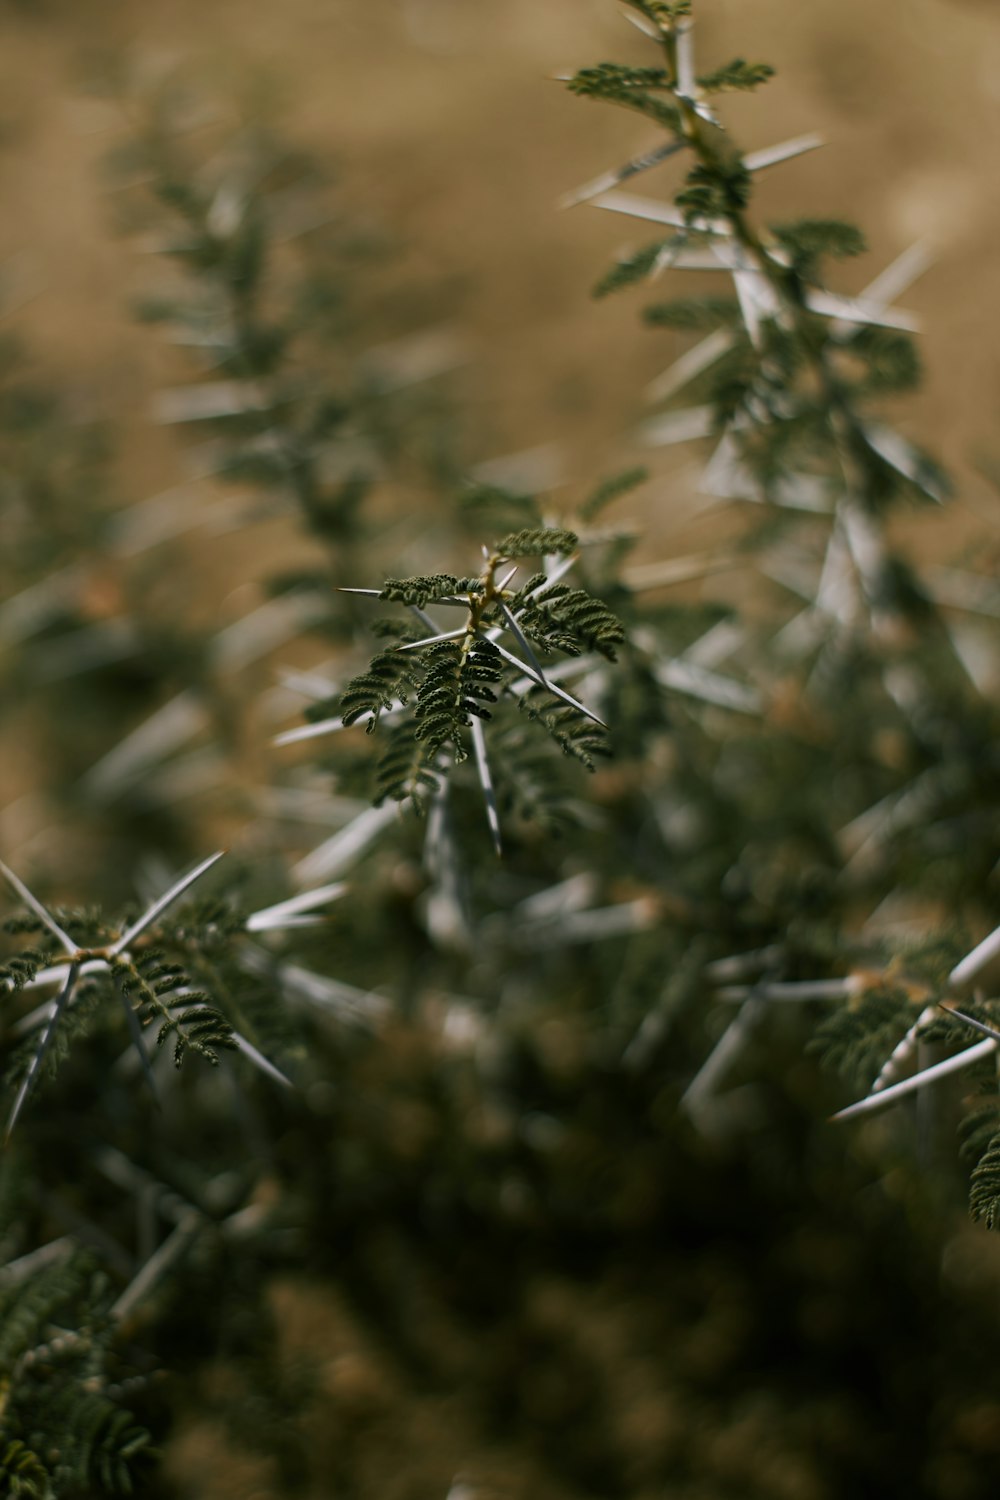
[970,1131,1000,1229]
[697,58,775,93]
[495,527,578,559]
[373,722,441,805]
[0,1254,92,1370]
[5,8,1000,1499]
[840,325,922,395]
[568,64,673,95]
[323,535,623,818]
[515,583,626,660]
[51,1395,153,1496]
[0,1442,49,1499]
[0,1254,152,1496]
[6,978,104,1101]
[810,981,920,1093]
[565,65,683,134]
[0,952,45,993]
[337,648,418,730]
[355,637,506,799]
[413,638,501,754]
[111,954,235,1067]
[519,693,611,770]
[772,218,868,279]
[920,1002,1000,1051]
[643,295,741,330]
[593,239,674,299]
[379,574,467,607]
[489,722,590,831]
[458,635,505,701]
[0,882,246,1115]
[958,1103,1000,1166]
[676,158,751,220]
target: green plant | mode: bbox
[2,4,1000,1494]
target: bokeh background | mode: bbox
[4,2,1000,1496]
[3,0,1000,503]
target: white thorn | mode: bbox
[646,328,734,404]
[0,861,77,956]
[591,189,726,236]
[832,1039,997,1122]
[559,139,684,209]
[292,805,397,885]
[245,883,348,933]
[951,923,1000,991]
[110,852,226,956]
[470,717,502,858]
[804,289,919,334]
[744,133,823,173]
[492,640,607,728]
[675,22,697,99]
[231,1030,295,1089]
[397,626,468,653]
[858,241,933,310]
[6,962,80,1139]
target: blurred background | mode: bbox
[3,0,1000,501]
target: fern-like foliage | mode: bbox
[519,693,612,771]
[958,1103,1000,1168]
[487,720,590,833]
[371,638,503,799]
[380,574,473,607]
[373,722,442,806]
[565,65,683,134]
[312,537,623,831]
[114,107,381,557]
[0,1254,152,1497]
[0,859,260,1134]
[0,952,46,994]
[593,239,678,299]
[809,979,920,1094]
[413,638,501,756]
[643,296,741,331]
[337,648,419,731]
[495,527,578,559]
[111,953,235,1067]
[770,219,867,280]
[567,0,954,668]
[970,1131,1000,1230]
[696,59,774,94]
[0,1441,50,1499]
[514,581,626,660]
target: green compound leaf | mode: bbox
[697,59,775,94]
[379,574,465,607]
[496,528,578,559]
[970,1129,1000,1231]
[339,649,420,731]
[516,584,627,661]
